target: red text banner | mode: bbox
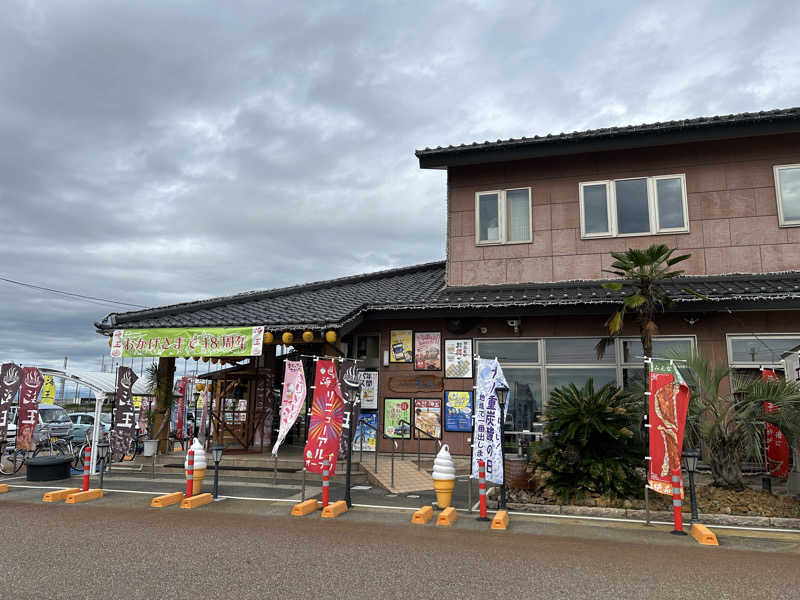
[648,359,690,496]
[304,360,344,475]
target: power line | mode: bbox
[0,275,149,309]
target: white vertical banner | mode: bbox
[471,358,508,485]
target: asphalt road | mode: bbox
[2,492,799,600]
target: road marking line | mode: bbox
[0,476,26,482]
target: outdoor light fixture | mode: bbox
[97,441,110,490]
[212,444,224,499]
[494,382,510,510]
[682,448,700,524]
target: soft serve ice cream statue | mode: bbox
[432,444,456,508]
[185,438,207,496]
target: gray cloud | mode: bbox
[0,0,799,370]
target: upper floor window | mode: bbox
[579,174,688,238]
[475,188,531,245]
[774,164,800,227]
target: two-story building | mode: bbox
[97,107,800,456]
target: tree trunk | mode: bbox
[710,455,744,490]
[153,357,175,454]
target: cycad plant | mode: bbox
[534,379,644,502]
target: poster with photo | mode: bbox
[445,391,473,432]
[354,412,378,452]
[413,398,442,439]
[390,330,413,363]
[359,371,379,410]
[444,339,473,378]
[383,398,411,438]
[414,331,442,371]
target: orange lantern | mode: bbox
[282,332,294,344]
[302,331,314,343]
[263,332,275,344]
[325,330,337,343]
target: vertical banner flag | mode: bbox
[176,376,188,440]
[472,358,508,485]
[337,359,362,460]
[40,375,56,404]
[648,359,690,496]
[272,361,307,455]
[110,367,138,459]
[303,359,344,475]
[199,389,209,439]
[16,367,44,451]
[0,363,23,441]
[763,369,790,478]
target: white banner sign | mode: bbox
[471,358,508,485]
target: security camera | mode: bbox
[507,319,520,334]
[479,327,488,335]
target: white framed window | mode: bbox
[774,164,800,227]
[475,187,531,245]
[579,174,688,238]
[726,334,800,368]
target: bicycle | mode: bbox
[0,440,26,475]
[32,434,74,458]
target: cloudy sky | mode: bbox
[1,0,799,372]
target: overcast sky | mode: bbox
[1,0,799,372]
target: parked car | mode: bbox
[69,412,111,443]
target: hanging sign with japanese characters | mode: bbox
[110,326,264,358]
[304,359,345,475]
[0,363,23,441]
[471,358,508,485]
[763,369,790,478]
[16,367,44,451]
[648,359,690,496]
[110,367,139,459]
[272,361,307,455]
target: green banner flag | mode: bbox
[110,326,265,358]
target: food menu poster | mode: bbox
[414,332,442,371]
[445,339,473,378]
[359,371,379,410]
[413,397,441,439]
[390,330,413,363]
[383,398,411,438]
[445,391,473,432]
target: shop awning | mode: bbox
[37,368,152,396]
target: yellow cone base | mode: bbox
[0,484,8,494]
[690,523,718,546]
[291,499,319,516]
[491,510,510,530]
[412,505,434,524]
[180,493,213,509]
[151,492,184,507]
[42,488,81,502]
[436,506,458,526]
[321,500,348,518]
[65,489,103,504]
[433,480,455,509]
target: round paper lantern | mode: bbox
[202,357,209,363]
[193,356,200,361]
[263,332,275,344]
[196,383,204,391]
[211,357,219,364]
[302,331,314,343]
[325,330,337,343]
[282,332,294,344]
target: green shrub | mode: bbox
[533,379,644,502]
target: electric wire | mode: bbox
[0,275,148,309]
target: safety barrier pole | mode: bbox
[477,460,489,521]
[321,459,330,508]
[186,450,194,499]
[82,445,91,492]
[670,468,685,535]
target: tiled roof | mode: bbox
[416,107,800,168]
[97,263,800,333]
[95,261,447,331]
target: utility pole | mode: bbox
[59,356,67,400]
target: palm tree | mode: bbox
[596,244,692,361]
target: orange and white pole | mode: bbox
[322,458,330,508]
[670,468,685,535]
[82,445,91,491]
[186,449,194,498]
[477,459,489,521]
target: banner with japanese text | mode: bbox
[40,375,56,404]
[176,376,188,441]
[648,359,690,496]
[110,326,264,358]
[110,367,139,459]
[272,361,306,455]
[16,367,44,451]
[0,363,23,441]
[337,359,361,460]
[303,359,344,475]
[471,358,508,485]
[763,369,790,478]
